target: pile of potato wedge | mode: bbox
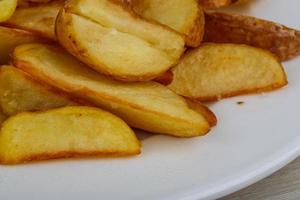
[0,0,298,164]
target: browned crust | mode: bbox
[203,12,300,61]
[185,5,205,47]
[198,0,239,9]
[55,8,177,82]
[0,149,141,165]
[186,99,217,127]
[154,70,173,85]
[192,81,287,102]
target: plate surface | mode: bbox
[1,1,300,199]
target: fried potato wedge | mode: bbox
[0,106,141,164]
[204,12,300,61]
[56,0,185,82]
[13,43,210,137]
[0,65,75,115]
[168,43,288,101]
[0,0,17,22]
[131,0,204,47]
[3,1,63,40]
[198,0,240,9]
[0,26,47,64]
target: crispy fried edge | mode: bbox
[0,149,141,165]
[203,12,300,61]
[186,99,217,127]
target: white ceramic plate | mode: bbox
[1,0,300,199]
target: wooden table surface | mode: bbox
[221,157,300,200]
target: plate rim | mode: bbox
[178,143,300,200]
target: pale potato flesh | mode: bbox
[13,43,210,137]
[4,1,63,40]
[131,0,204,47]
[0,0,17,22]
[0,106,141,164]
[0,65,75,115]
[56,0,185,81]
[168,43,288,101]
[0,26,47,64]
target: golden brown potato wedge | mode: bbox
[131,0,204,47]
[198,0,240,9]
[56,0,185,82]
[3,1,63,40]
[0,65,75,115]
[168,43,288,101]
[0,0,18,22]
[0,26,48,64]
[186,100,217,127]
[204,12,300,61]
[13,43,210,137]
[0,106,141,164]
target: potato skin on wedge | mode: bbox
[56,0,185,82]
[168,43,288,101]
[0,106,140,164]
[2,1,63,40]
[204,12,300,61]
[131,0,205,47]
[13,43,210,137]
[0,26,48,64]
[0,65,75,115]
